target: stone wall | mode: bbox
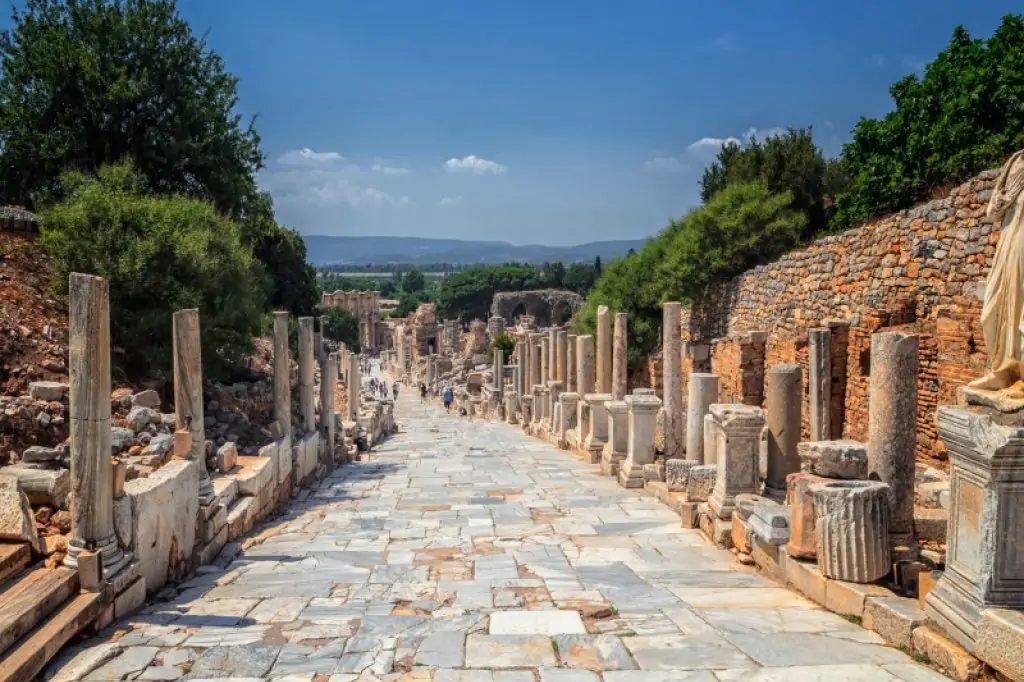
[680,169,998,464]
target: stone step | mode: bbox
[210,474,238,510]
[0,544,31,588]
[229,455,273,498]
[0,588,107,682]
[225,496,259,541]
[0,566,79,655]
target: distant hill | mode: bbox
[301,235,646,266]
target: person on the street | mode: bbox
[442,385,454,412]
[393,382,399,399]
[420,383,427,403]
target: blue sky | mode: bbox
[13,1,1023,245]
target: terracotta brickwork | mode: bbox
[677,169,999,465]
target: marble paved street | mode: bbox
[48,366,946,681]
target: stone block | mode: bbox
[733,493,772,521]
[200,504,227,543]
[172,430,192,460]
[124,459,199,595]
[786,471,829,559]
[699,512,732,548]
[797,440,868,479]
[824,580,892,618]
[78,550,102,592]
[750,535,787,583]
[0,474,38,547]
[114,577,147,619]
[917,480,951,509]
[216,442,238,473]
[686,464,716,502]
[914,506,948,543]
[114,495,132,550]
[863,595,927,650]
[786,557,826,605]
[29,380,68,401]
[212,475,239,509]
[227,496,259,540]
[665,459,694,492]
[731,515,752,554]
[678,501,699,529]
[233,455,274,498]
[197,525,227,566]
[642,463,664,482]
[975,608,1024,682]
[911,625,982,682]
[131,389,161,409]
[748,504,790,546]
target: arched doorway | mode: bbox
[510,302,527,324]
[551,300,572,326]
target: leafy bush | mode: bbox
[488,333,516,359]
[41,162,265,378]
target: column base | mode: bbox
[600,449,624,476]
[925,575,983,651]
[617,462,646,488]
[65,534,131,579]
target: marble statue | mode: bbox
[968,149,1024,408]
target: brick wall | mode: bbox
[678,169,999,465]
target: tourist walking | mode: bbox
[443,385,454,412]
[420,383,427,403]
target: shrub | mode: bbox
[41,162,265,378]
[321,307,361,352]
[488,333,516,359]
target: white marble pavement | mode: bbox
[45,362,947,681]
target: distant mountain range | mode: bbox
[301,235,646,266]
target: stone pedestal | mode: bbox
[811,480,891,583]
[926,406,1024,651]
[708,403,765,520]
[686,374,719,462]
[586,393,612,465]
[532,387,543,425]
[618,390,662,488]
[545,380,562,431]
[298,317,316,435]
[602,400,628,476]
[596,306,611,393]
[662,302,683,460]
[703,413,717,465]
[65,274,129,577]
[173,309,213,505]
[557,392,579,446]
[786,472,829,559]
[520,395,533,427]
[765,364,802,500]
[808,327,832,441]
[867,332,918,555]
[612,313,628,401]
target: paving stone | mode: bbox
[623,635,755,671]
[552,634,636,670]
[489,609,586,635]
[465,634,557,668]
[183,645,281,679]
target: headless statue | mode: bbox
[969,149,1024,403]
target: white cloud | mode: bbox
[687,136,741,152]
[869,53,886,68]
[439,196,464,206]
[643,156,686,173]
[444,154,507,175]
[742,127,787,142]
[261,149,411,212]
[371,163,410,176]
[277,147,344,166]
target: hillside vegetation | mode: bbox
[579,14,1024,367]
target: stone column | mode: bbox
[493,349,504,398]
[576,335,595,396]
[566,334,577,392]
[65,273,127,576]
[273,312,292,442]
[812,480,891,582]
[612,313,628,401]
[315,315,326,365]
[346,352,360,421]
[298,317,316,436]
[596,305,612,393]
[808,327,832,441]
[686,374,719,462]
[708,403,765,520]
[618,390,662,488]
[663,302,683,460]
[867,331,918,555]
[703,413,718,465]
[765,364,802,500]
[541,336,550,385]
[173,309,213,505]
[320,352,338,470]
[556,329,567,384]
[548,329,558,381]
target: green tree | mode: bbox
[0,0,263,218]
[389,292,422,318]
[40,162,265,377]
[834,15,1024,227]
[321,307,360,352]
[699,128,836,240]
[435,263,545,322]
[402,268,426,293]
[242,192,317,316]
